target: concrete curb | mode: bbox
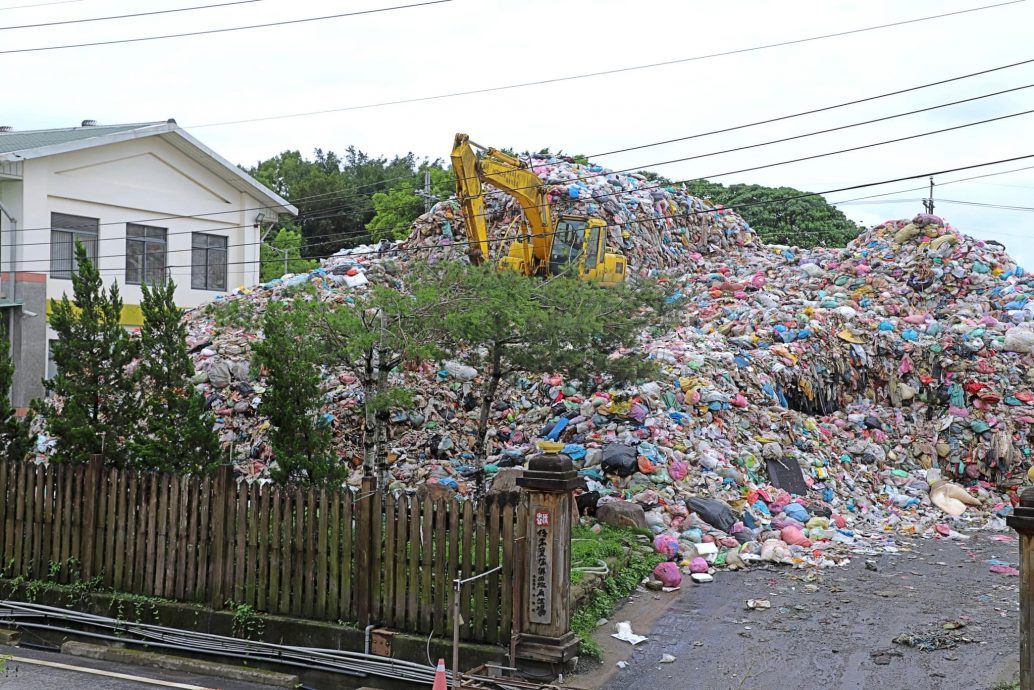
[61,640,301,688]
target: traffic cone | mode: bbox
[432,658,448,690]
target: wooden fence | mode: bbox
[0,457,523,644]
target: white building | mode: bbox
[0,119,296,409]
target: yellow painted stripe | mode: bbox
[45,300,146,327]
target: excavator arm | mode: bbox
[450,133,553,274]
[450,132,627,284]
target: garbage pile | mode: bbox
[404,154,756,274]
[29,148,1034,578]
[162,205,1034,580]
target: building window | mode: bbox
[50,213,98,279]
[126,223,167,285]
[191,233,227,291]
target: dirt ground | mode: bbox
[570,531,1021,690]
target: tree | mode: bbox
[305,281,445,480]
[43,241,139,465]
[684,179,861,248]
[260,227,318,282]
[0,328,33,462]
[130,278,221,475]
[426,263,674,488]
[253,300,339,485]
[366,164,453,242]
[249,148,422,258]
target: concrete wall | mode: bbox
[8,274,47,408]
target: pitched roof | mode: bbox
[0,121,296,215]
[0,123,160,155]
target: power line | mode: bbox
[8,173,416,234]
[187,0,1027,128]
[0,0,86,11]
[595,83,1034,172]
[13,104,1032,249]
[971,179,1034,190]
[937,197,1034,212]
[0,0,452,55]
[43,153,1034,278]
[444,106,1034,220]
[0,0,263,31]
[830,162,1034,204]
[614,107,1034,183]
[18,86,1022,238]
[589,57,1034,158]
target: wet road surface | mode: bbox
[581,532,1020,690]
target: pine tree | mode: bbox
[426,262,674,490]
[253,301,339,484]
[0,327,33,462]
[44,241,139,465]
[131,278,221,475]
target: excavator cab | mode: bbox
[548,215,626,285]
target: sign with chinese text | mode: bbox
[529,505,553,624]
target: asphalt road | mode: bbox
[582,532,1021,690]
[0,646,285,689]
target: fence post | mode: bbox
[356,474,377,627]
[208,465,235,610]
[81,454,104,579]
[514,454,583,674]
[1007,487,1034,690]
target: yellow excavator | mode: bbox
[450,133,627,284]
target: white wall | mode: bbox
[0,179,24,279]
[17,135,264,313]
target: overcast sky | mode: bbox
[3,0,1032,268]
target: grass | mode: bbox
[569,524,661,659]
[571,523,636,586]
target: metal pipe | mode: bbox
[364,623,374,655]
[0,601,439,683]
[453,576,461,688]
[10,215,16,305]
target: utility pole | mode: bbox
[423,170,432,213]
[923,176,935,214]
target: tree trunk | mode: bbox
[361,346,376,475]
[373,353,391,485]
[474,343,504,496]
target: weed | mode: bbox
[569,527,661,660]
[226,600,264,640]
[109,593,162,625]
[24,578,48,603]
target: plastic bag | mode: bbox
[601,443,637,477]
[685,496,738,533]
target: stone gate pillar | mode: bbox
[515,453,583,672]
[1007,487,1034,690]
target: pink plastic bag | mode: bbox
[780,526,812,548]
[653,561,682,587]
[689,557,709,574]
[653,534,679,557]
[669,460,689,481]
